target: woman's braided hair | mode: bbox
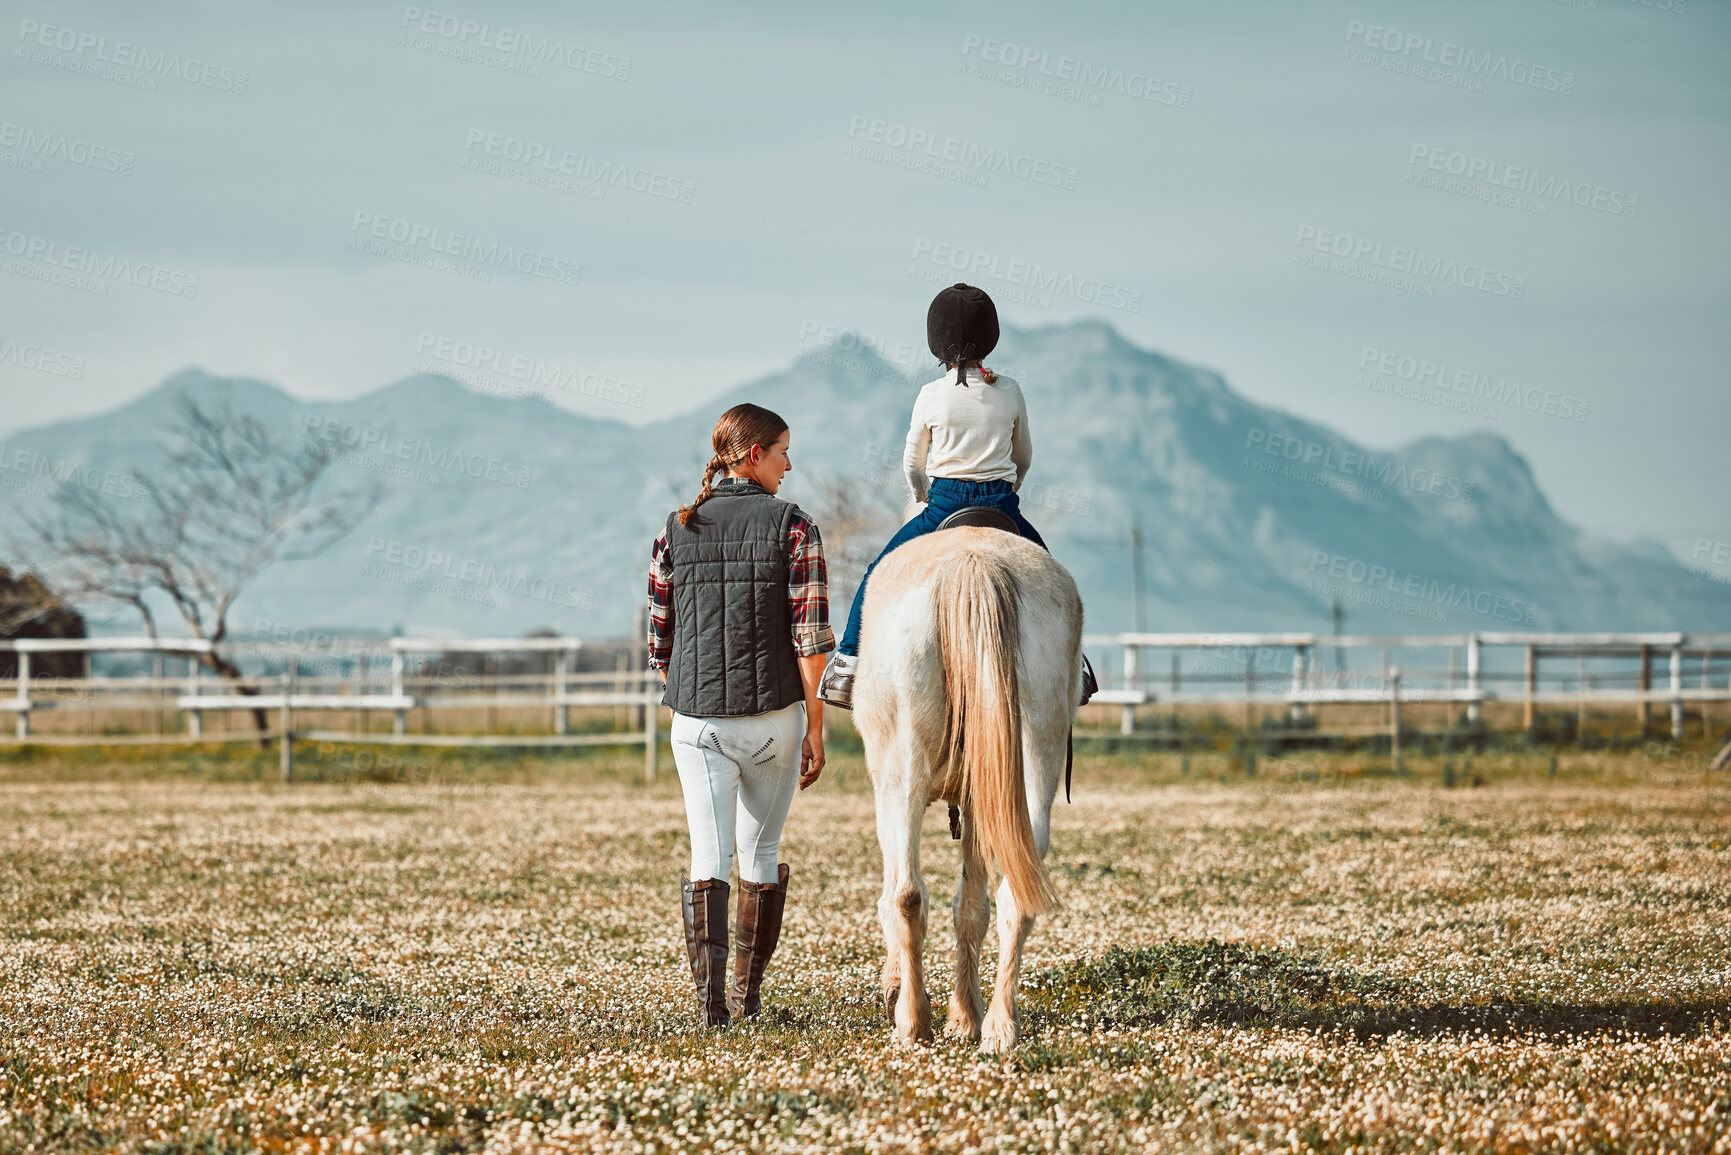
[676,402,790,527]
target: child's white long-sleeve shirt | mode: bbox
[902,366,1033,502]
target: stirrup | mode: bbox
[819,652,855,710]
[1079,654,1099,707]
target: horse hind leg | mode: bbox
[980,685,1066,1053]
[875,785,934,1046]
[980,876,1036,1053]
[944,816,990,1042]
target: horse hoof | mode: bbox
[893,1023,935,1047]
[880,986,900,1020]
[980,1016,1018,1054]
[942,1016,981,1044]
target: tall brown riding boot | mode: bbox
[680,873,731,1028]
[731,863,789,1019]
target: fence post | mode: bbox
[1169,650,1180,729]
[1389,666,1402,773]
[1120,643,1138,735]
[555,645,569,735]
[1289,645,1308,725]
[1637,643,1652,736]
[279,670,294,782]
[14,649,28,739]
[1243,649,1254,732]
[391,649,406,736]
[634,607,649,733]
[1670,642,1685,740]
[186,656,202,740]
[1524,645,1537,735]
[644,682,659,783]
[1466,635,1482,725]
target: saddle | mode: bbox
[935,505,1019,534]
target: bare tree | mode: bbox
[652,451,905,619]
[792,469,906,612]
[0,567,69,636]
[14,391,380,743]
[0,567,86,679]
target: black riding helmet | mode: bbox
[926,283,999,383]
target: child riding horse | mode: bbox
[820,283,1096,709]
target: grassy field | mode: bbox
[1,747,1728,1152]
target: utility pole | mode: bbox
[1331,597,1345,687]
[1129,521,1145,716]
[1129,521,1145,635]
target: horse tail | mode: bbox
[935,549,1057,916]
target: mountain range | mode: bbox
[4,320,1727,641]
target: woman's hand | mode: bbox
[795,652,827,789]
[799,729,825,790]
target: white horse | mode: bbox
[854,525,1083,1052]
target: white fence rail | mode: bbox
[0,635,665,779]
[1081,630,1731,740]
[4,631,1729,773]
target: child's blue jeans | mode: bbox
[837,477,1048,656]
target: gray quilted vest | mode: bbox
[661,482,807,717]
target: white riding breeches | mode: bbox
[671,702,805,886]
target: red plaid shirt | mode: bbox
[646,477,835,671]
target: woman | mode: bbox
[645,402,832,1028]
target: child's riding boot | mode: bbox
[819,652,857,710]
[1079,653,1099,706]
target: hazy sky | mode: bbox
[2,0,1727,565]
